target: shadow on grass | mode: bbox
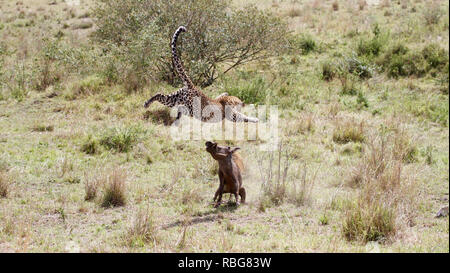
[161,201,239,230]
[143,109,173,126]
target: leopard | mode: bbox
[143,26,258,124]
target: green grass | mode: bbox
[0,0,447,253]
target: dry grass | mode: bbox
[71,20,93,30]
[100,168,127,208]
[257,142,291,206]
[286,8,301,18]
[332,1,339,11]
[31,124,54,132]
[332,119,365,144]
[0,0,447,253]
[358,0,367,11]
[342,130,420,243]
[127,207,158,246]
[0,171,10,198]
[84,173,101,201]
[290,163,318,207]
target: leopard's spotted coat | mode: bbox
[144,26,258,123]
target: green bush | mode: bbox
[93,0,289,88]
[379,43,448,78]
[357,24,386,58]
[422,43,449,71]
[357,37,383,57]
[99,126,145,153]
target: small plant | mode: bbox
[286,8,301,18]
[423,4,443,26]
[0,171,10,198]
[321,61,337,81]
[31,124,54,132]
[393,129,418,164]
[84,175,101,201]
[128,207,158,246]
[357,38,383,58]
[345,56,374,79]
[72,21,93,30]
[298,35,317,55]
[291,163,318,206]
[357,91,369,109]
[332,1,339,11]
[332,119,365,144]
[225,76,268,105]
[423,145,435,165]
[422,43,449,71]
[99,126,144,153]
[101,169,127,208]
[70,75,105,97]
[81,135,99,155]
[257,142,291,206]
[342,200,395,242]
[319,213,329,225]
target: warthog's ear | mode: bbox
[205,141,216,147]
[228,147,240,154]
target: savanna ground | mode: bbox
[0,0,448,252]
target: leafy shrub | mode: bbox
[422,43,449,71]
[357,37,383,57]
[379,43,448,78]
[357,24,385,58]
[31,38,99,93]
[93,0,289,88]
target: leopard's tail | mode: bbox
[171,26,194,89]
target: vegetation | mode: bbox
[0,0,447,252]
[93,0,289,88]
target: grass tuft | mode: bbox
[333,119,365,144]
[0,171,10,198]
[101,169,127,208]
[128,207,158,246]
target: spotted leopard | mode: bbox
[144,26,258,123]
